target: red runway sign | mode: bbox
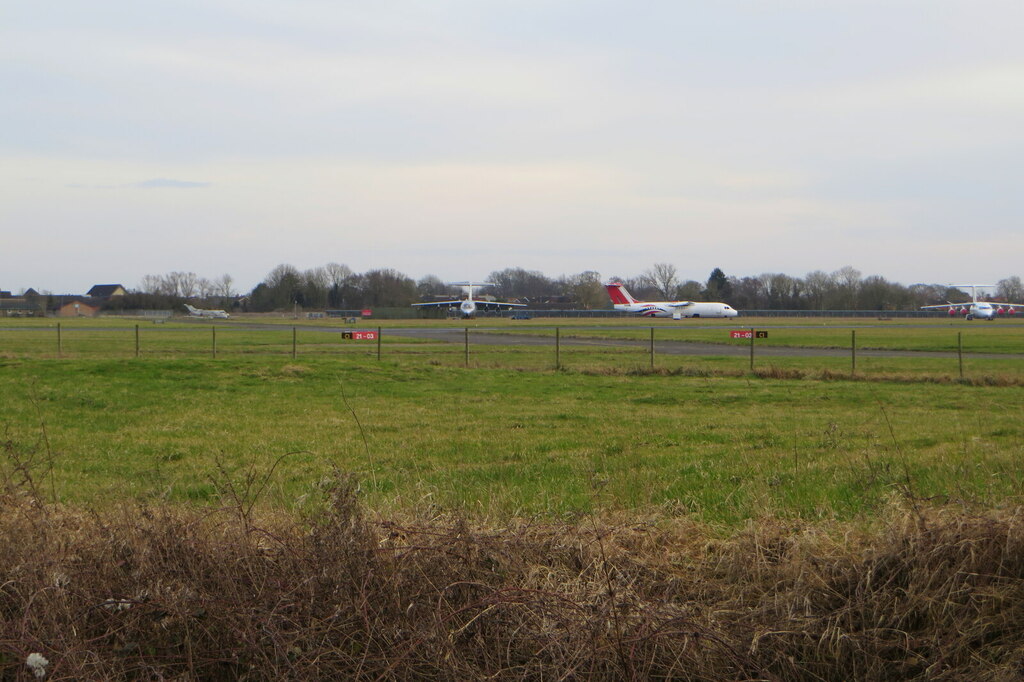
[730,330,768,339]
[342,331,378,341]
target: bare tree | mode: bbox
[416,275,448,298]
[997,276,1024,302]
[138,274,162,295]
[643,263,679,300]
[677,280,703,300]
[802,270,834,311]
[322,263,354,308]
[168,271,199,298]
[562,270,605,309]
[215,274,234,299]
[360,268,418,307]
[324,263,353,289]
[759,273,799,309]
[832,266,861,310]
[487,268,555,301]
[729,276,764,309]
[265,264,301,290]
[859,275,897,310]
[302,267,329,309]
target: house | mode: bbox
[56,297,100,317]
[87,284,126,298]
[0,298,39,317]
[0,288,44,317]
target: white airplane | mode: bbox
[184,303,230,319]
[606,282,738,319]
[921,284,1024,321]
[412,281,526,319]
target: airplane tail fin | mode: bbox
[184,304,197,314]
[606,282,638,305]
[950,284,996,303]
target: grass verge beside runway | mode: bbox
[3,353,1022,524]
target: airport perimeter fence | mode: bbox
[336,308,959,320]
[2,321,1022,382]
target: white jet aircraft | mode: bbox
[184,303,230,319]
[412,282,526,319]
[606,282,738,319]
[920,284,1024,320]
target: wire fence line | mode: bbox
[3,322,1022,382]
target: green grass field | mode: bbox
[6,316,1024,678]
[3,315,1023,381]
[3,321,1023,523]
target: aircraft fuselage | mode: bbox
[615,302,738,319]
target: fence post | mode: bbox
[958,331,963,379]
[851,329,856,376]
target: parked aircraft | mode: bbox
[920,285,1024,320]
[412,282,526,319]
[184,303,230,319]
[606,282,738,319]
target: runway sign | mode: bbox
[342,331,378,341]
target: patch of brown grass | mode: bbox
[3,453,1024,680]
[279,363,312,377]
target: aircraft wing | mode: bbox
[667,301,694,308]
[412,300,526,308]
[412,300,464,307]
[922,302,1024,309]
[473,300,526,309]
[921,299,1024,307]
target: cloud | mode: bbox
[134,178,210,188]
[63,178,211,189]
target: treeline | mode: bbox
[99,272,237,313]
[130,266,610,312]
[129,264,1024,313]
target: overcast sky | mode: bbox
[4,0,1023,295]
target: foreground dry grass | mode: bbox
[3,468,1024,680]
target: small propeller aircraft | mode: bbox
[412,282,526,319]
[920,284,1024,320]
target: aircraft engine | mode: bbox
[947,307,957,316]
[997,307,1006,315]
[960,307,969,316]
[1010,308,1018,315]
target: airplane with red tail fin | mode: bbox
[606,282,738,319]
